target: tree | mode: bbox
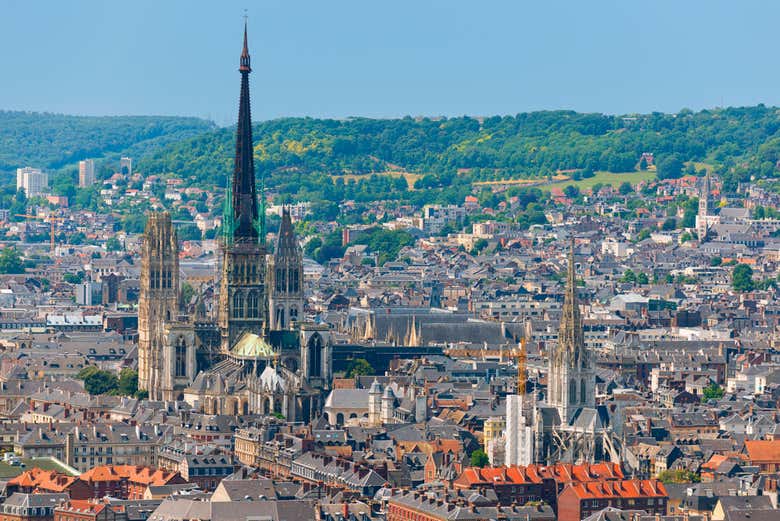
[620,269,637,284]
[657,155,684,180]
[638,156,648,170]
[105,237,122,252]
[346,358,374,378]
[563,185,580,199]
[658,469,700,484]
[635,228,651,242]
[68,232,87,245]
[636,273,649,285]
[181,282,195,305]
[177,224,201,241]
[470,449,489,468]
[732,263,755,292]
[117,369,138,397]
[702,383,725,402]
[662,218,676,231]
[63,272,84,284]
[710,256,722,266]
[78,367,119,395]
[471,238,489,255]
[0,247,25,274]
[618,182,633,195]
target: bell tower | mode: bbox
[268,208,304,330]
[138,212,180,400]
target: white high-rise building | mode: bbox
[16,167,48,197]
[79,159,96,187]
[504,394,534,466]
[119,156,133,176]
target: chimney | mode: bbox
[342,502,348,519]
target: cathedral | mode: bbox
[137,24,332,421]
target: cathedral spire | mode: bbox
[240,20,251,72]
[231,20,260,242]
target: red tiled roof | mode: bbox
[7,468,77,492]
[565,479,667,499]
[745,440,780,463]
[79,465,180,486]
[56,500,106,514]
[455,462,623,487]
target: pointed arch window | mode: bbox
[276,268,285,293]
[308,333,324,378]
[289,306,298,323]
[290,268,299,293]
[276,306,286,329]
[247,291,259,318]
[569,378,577,404]
[233,292,244,318]
[175,336,187,377]
[581,378,587,405]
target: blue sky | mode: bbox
[1,0,777,124]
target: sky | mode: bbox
[1,0,779,125]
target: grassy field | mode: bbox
[544,170,657,192]
[0,457,79,478]
[332,170,422,189]
[690,161,716,174]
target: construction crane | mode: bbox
[16,214,65,252]
[509,337,528,396]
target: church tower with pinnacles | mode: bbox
[547,239,595,424]
[137,24,330,421]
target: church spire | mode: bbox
[231,20,260,242]
[558,238,584,367]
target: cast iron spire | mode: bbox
[231,20,259,242]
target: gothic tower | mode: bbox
[268,208,304,330]
[547,240,595,424]
[368,379,382,426]
[218,23,268,351]
[138,212,180,400]
[696,171,713,241]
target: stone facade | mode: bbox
[137,212,196,401]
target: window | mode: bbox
[289,306,298,323]
[569,378,577,404]
[276,268,285,292]
[581,378,587,403]
[233,292,244,318]
[247,291,259,318]
[175,336,187,377]
[276,307,286,329]
[289,268,299,293]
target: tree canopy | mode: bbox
[0,247,25,274]
[732,264,755,292]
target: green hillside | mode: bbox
[0,110,215,178]
[137,106,780,204]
